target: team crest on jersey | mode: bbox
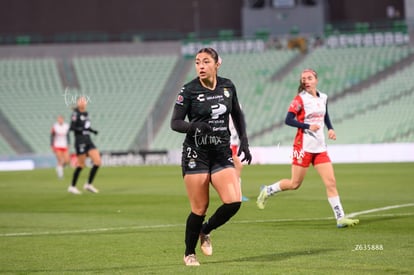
[188,158,196,169]
[223,88,230,98]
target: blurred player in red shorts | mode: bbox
[50,115,70,179]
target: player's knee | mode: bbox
[191,203,209,216]
[93,161,101,167]
[92,157,102,166]
[192,208,208,216]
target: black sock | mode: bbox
[72,167,83,186]
[201,202,241,235]
[184,212,205,256]
[88,165,100,184]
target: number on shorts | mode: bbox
[186,147,198,159]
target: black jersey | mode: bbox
[70,108,93,144]
[174,76,243,148]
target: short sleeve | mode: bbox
[288,95,302,115]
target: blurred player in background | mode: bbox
[50,115,70,179]
[256,68,359,228]
[68,96,101,194]
[171,47,252,266]
[229,115,249,201]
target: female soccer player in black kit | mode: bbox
[171,48,252,266]
[68,96,101,194]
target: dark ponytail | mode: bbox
[297,80,305,94]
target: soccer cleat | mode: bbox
[337,217,360,228]
[242,195,249,202]
[199,233,213,256]
[84,183,99,193]
[256,185,269,209]
[68,186,81,195]
[183,254,200,266]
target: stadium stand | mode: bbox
[0,135,15,155]
[72,54,178,152]
[0,54,178,154]
[330,63,414,144]
[0,58,65,154]
[255,47,414,146]
[331,92,414,144]
[139,45,414,150]
[296,47,412,94]
[1,43,413,155]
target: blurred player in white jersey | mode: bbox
[229,114,249,201]
[50,115,70,178]
[256,68,359,228]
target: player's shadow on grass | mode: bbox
[9,249,338,273]
[209,248,337,264]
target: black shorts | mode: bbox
[75,140,96,155]
[181,144,234,176]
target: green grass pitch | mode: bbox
[0,163,413,274]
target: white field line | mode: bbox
[0,224,181,237]
[1,203,413,237]
[347,203,414,218]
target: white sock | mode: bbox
[56,165,63,178]
[267,181,282,195]
[328,196,345,220]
